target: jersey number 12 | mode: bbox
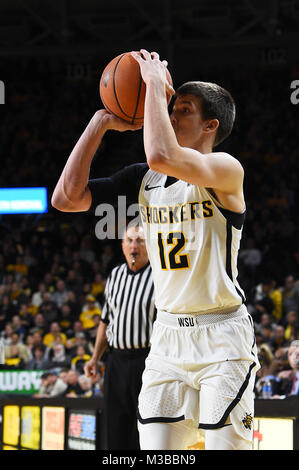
[158,232,190,270]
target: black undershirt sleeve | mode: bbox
[88,162,149,214]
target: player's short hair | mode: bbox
[175,81,236,147]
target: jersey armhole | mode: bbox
[217,206,246,230]
[206,188,245,229]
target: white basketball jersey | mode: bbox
[138,169,245,314]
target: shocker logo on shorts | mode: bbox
[242,413,253,430]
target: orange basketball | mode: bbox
[99,52,173,124]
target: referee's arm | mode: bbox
[85,274,112,378]
[84,320,108,378]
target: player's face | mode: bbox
[170,94,207,148]
[122,227,148,270]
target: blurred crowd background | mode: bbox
[0,54,298,399]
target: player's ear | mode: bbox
[203,118,219,133]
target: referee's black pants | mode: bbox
[103,347,150,450]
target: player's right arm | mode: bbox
[51,110,141,212]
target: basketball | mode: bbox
[99,52,173,124]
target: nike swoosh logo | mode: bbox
[145,184,162,191]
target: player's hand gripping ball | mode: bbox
[99,51,173,124]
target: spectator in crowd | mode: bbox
[256,342,274,378]
[249,278,275,323]
[34,371,68,397]
[272,341,299,398]
[23,246,37,272]
[72,320,85,336]
[20,276,32,299]
[91,260,103,279]
[48,338,70,369]
[0,294,17,320]
[260,324,275,345]
[31,282,47,308]
[100,243,117,276]
[26,345,50,370]
[39,292,58,323]
[65,331,92,358]
[79,294,102,331]
[77,374,94,397]
[11,314,27,340]
[254,312,276,336]
[25,333,34,355]
[4,345,26,369]
[50,254,67,280]
[3,274,14,290]
[283,310,299,342]
[31,330,50,359]
[255,347,289,397]
[43,321,67,348]
[79,236,96,266]
[268,280,283,323]
[51,279,69,309]
[18,302,36,330]
[72,251,92,280]
[0,301,7,331]
[29,313,48,336]
[64,369,85,397]
[9,281,28,305]
[254,330,266,350]
[6,257,28,281]
[282,275,299,315]
[1,323,15,346]
[43,273,56,294]
[58,302,75,333]
[4,331,30,363]
[65,290,81,318]
[81,283,93,301]
[65,336,76,358]
[65,269,83,297]
[270,325,289,353]
[78,332,93,355]
[90,273,105,305]
[71,345,91,375]
[59,368,69,385]
[274,347,290,374]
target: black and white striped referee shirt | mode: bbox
[101,261,157,350]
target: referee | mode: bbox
[84,225,156,450]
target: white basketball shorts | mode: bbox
[137,304,260,443]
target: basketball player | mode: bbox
[52,49,259,450]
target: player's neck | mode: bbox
[196,140,213,154]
